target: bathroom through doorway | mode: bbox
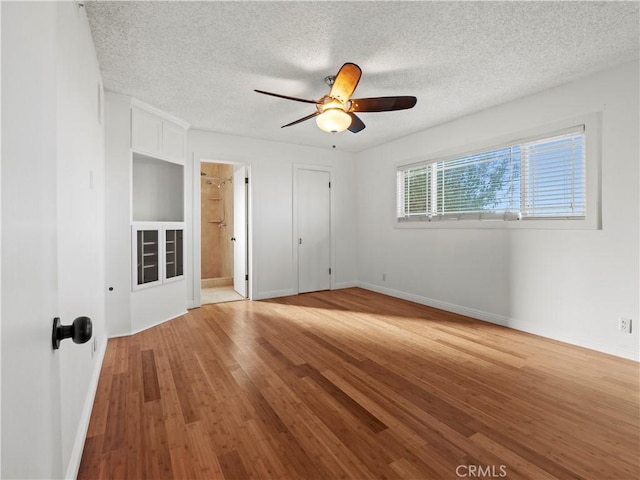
[200,161,247,304]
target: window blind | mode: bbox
[397,126,585,222]
[396,165,430,218]
[521,131,585,218]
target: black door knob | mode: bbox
[108,287,114,291]
[52,316,92,350]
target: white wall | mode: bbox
[186,130,358,304]
[105,92,133,337]
[55,3,107,476]
[355,61,639,361]
[2,2,107,478]
[105,93,190,336]
[132,153,184,222]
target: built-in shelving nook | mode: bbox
[106,93,189,336]
[131,152,185,291]
[132,153,184,222]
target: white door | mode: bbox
[2,3,64,477]
[297,169,331,293]
[233,165,248,297]
[3,3,106,477]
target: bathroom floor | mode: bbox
[201,285,246,305]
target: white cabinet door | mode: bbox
[162,121,185,161]
[164,228,185,282]
[132,226,162,290]
[297,169,331,293]
[131,105,186,162]
[131,106,162,156]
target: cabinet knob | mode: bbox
[231,237,236,241]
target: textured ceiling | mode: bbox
[85,1,639,152]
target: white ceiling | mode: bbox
[85,1,639,153]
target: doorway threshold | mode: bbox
[201,286,245,305]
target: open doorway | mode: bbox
[200,161,247,304]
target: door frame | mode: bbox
[190,156,252,308]
[292,164,336,294]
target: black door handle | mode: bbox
[52,316,92,350]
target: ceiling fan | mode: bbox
[255,62,417,134]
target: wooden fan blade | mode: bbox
[330,63,362,103]
[281,111,319,128]
[347,113,366,133]
[254,89,318,105]
[350,96,417,112]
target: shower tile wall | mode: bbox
[201,163,234,281]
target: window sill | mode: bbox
[394,216,600,230]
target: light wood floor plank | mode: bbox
[79,288,639,479]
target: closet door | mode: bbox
[297,169,331,293]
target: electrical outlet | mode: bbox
[619,318,632,334]
[382,273,387,281]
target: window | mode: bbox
[397,126,585,222]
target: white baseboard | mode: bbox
[256,283,360,299]
[357,281,510,326]
[253,288,297,300]
[505,317,640,362]
[108,310,189,339]
[187,300,199,309]
[333,280,359,290]
[110,310,189,339]
[357,282,639,362]
[64,337,108,480]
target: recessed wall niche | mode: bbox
[132,152,184,221]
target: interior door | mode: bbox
[297,169,331,293]
[233,165,248,297]
[2,3,64,477]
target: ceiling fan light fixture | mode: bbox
[255,62,416,134]
[316,108,351,133]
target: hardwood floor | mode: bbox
[78,288,639,479]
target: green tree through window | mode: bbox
[435,148,517,215]
[397,128,584,221]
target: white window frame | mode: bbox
[394,113,601,230]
